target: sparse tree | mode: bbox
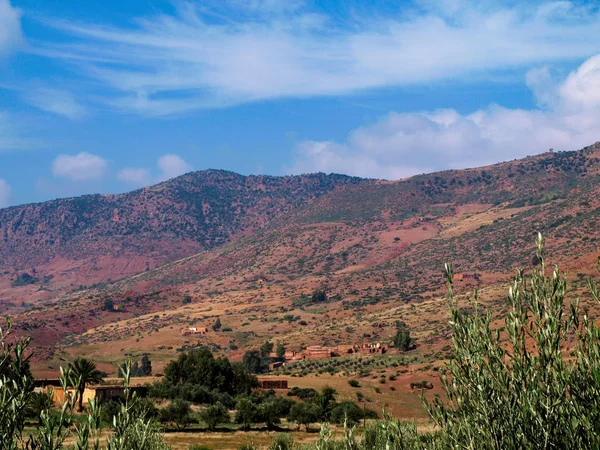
[212,317,222,331]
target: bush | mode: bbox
[424,234,600,448]
[348,379,360,388]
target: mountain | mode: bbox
[3,142,600,374]
[0,171,365,303]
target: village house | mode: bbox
[181,327,208,336]
[36,379,148,406]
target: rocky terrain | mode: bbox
[2,142,600,374]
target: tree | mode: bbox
[392,322,412,351]
[311,289,327,303]
[235,397,259,431]
[140,355,152,376]
[330,401,363,426]
[314,386,336,420]
[260,341,274,358]
[275,343,286,361]
[103,298,114,312]
[68,357,104,412]
[199,402,230,431]
[288,402,319,431]
[182,295,192,304]
[159,399,195,431]
[212,317,222,331]
[242,350,265,374]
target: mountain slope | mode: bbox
[5,142,600,373]
[0,171,365,302]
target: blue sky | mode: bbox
[1,0,600,207]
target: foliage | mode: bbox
[212,317,222,332]
[287,402,320,431]
[260,341,274,358]
[235,397,259,430]
[150,348,257,402]
[0,323,168,449]
[422,233,600,449]
[67,357,104,412]
[199,402,230,431]
[11,273,38,287]
[329,401,364,426]
[267,433,294,450]
[392,322,412,351]
[275,343,286,360]
[242,350,267,374]
[118,355,152,378]
[159,399,196,431]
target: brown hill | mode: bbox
[4,142,600,373]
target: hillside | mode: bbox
[0,171,365,306]
[4,142,600,374]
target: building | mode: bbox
[258,379,288,389]
[181,327,208,336]
[37,381,148,406]
[269,361,285,370]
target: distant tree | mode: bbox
[259,396,296,430]
[212,317,222,331]
[159,399,195,431]
[260,341,274,358]
[102,298,114,312]
[232,362,260,395]
[393,324,412,351]
[140,355,152,376]
[242,350,266,374]
[235,397,259,430]
[199,402,230,431]
[330,401,364,426]
[288,402,319,431]
[275,343,286,361]
[182,295,192,304]
[68,357,103,412]
[311,289,327,303]
[314,386,336,420]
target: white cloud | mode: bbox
[0,0,23,56]
[119,154,193,187]
[290,54,600,179]
[52,152,108,181]
[24,88,87,120]
[157,154,192,181]
[36,1,600,115]
[118,167,151,186]
[0,178,11,208]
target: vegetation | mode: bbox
[0,321,168,449]
[68,357,104,412]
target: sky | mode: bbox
[1,0,600,208]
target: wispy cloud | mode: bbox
[289,54,600,179]
[0,0,23,56]
[52,152,108,181]
[0,111,40,151]
[34,0,600,115]
[0,178,11,208]
[23,88,87,119]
